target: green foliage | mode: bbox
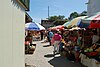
[47,11,87,26]
[68,11,87,20]
[68,12,79,20]
[48,15,68,26]
[79,11,87,16]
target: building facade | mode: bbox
[87,0,100,16]
[41,19,54,29]
[0,0,30,67]
[25,12,33,23]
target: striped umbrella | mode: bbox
[25,22,45,31]
[63,22,70,27]
[67,16,87,27]
[80,12,100,28]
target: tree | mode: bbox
[48,16,58,22]
[79,11,87,16]
[46,11,87,27]
[48,15,68,26]
[68,11,87,20]
[68,12,79,20]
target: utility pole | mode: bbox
[48,6,49,19]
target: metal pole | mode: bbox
[48,6,49,19]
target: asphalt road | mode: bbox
[25,40,85,67]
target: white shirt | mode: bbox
[92,35,99,43]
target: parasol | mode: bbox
[49,25,64,31]
[25,22,45,31]
[63,22,70,27]
[67,16,87,28]
[80,12,100,28]
[89,14,100,28]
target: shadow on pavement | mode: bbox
[48,56,85,67]
[41,40,48,43]
[25,63,36,67]
[41,41,47,43]
[43,45,51,47]
[44,54,54,58]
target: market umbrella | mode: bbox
[49,25,64,31]
[69,27,81,31]
[63,22,70,27]
[89,15,100,28]
[80,12,100,28]
[78,20,90,28]
[25,22,45,31]
[67,16,87,28]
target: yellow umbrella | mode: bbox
[67,16,87,27]
[69,27,81,31]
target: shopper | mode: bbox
[92,32,99,44]
[40,31,44,40]
[52,31,62,55]
[47,30,54,46]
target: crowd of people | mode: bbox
[25,29,100,62]
[45,29,100,62]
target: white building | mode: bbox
[0,0,30,67]
[87,0,100,16]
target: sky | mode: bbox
[28,0,88,23]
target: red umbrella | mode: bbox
[80,12,100,28]
[89,15,100,28]
[49,25,64,31]
[56,25,64,30]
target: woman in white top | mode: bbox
[92,32,99,44]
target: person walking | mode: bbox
[52,31,62,55]
[47,30,54,46]
[40,31,44,40]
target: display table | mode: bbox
[33,36,41,41]
[25,41,36,54]
[80,54,100,67]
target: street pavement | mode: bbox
[25,40,85,67]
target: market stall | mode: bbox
[59,27,83,62]
[25,22,46,54]
[76,13,100,67]
[48,25,64,31]
[59,26,100,67]
[78,28,100,67]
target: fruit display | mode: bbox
[95,47,100,52]
[84,48,93,52]
[25,42,36,54]
[91,44,97,50]
[29,45,36,51]
[86,52,98,57]
[82,44,100,59]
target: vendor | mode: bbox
[25,32,33,44]
[92,32,99,44]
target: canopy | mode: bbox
[63,22,70,27]
[25,22,45,31]
[78,20,90,28]
[69,27,81,31]
[80,12,100,28]
[49,25,64,31]
[89,15,100,28]
[67,16,87,27]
